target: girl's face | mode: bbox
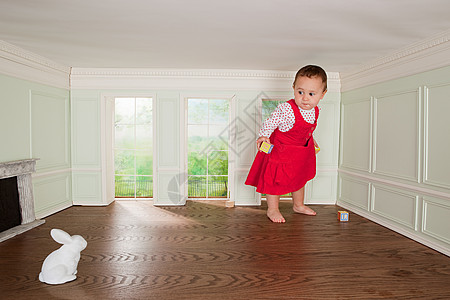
[293,76,327,110]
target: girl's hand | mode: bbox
[313,139,320,154]
[256,136,271,151]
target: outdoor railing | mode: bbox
[115,177,228,198]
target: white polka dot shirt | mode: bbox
[259,102,319,138]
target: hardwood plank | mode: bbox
[0,201,449,299]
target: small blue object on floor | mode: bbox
[338,211,349,222]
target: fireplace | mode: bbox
[0,159,45,242]
[0,176,21,232]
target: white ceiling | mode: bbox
[1,0,450,73]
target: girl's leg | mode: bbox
[292,187,316,215]
[266,194,285,223]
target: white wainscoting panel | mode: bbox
[371,184,418,230]
[72,97,100,168]
[315,99,340,168]
[424,84,450,189]
[422,196,450,244]
[156,171,186,206]
[33,172,72,218]
[157,97,180,168]
[340,99,372,172]
[373,90,420,182]
[72,171,102,205]
[235,170,259,206]
[30,90,70,172]
[338,174,370,210]
[307,171,337,204]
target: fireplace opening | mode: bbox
[0,177,22,232]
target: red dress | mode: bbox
[245,99,319,195]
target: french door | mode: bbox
[114,97,153,199]
[186,97,232,200]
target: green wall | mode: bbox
[0,73,71,218]
[339,65,450,255]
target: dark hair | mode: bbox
[293,65,327,91]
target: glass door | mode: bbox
[187,98,230,199]
[114,97,153,199]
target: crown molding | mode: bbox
[70,68,340,92]
[341,29,450,91]
[71,68,296,79]
[0,40,70,89]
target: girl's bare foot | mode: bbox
[293,205,317,216]
[267,209,286,223]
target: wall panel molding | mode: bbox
[339,99,372,172]
[30,90,70,172]
[338,174,370,210]
[307,171,337,204]
[155,171,186,206]
[234,170,259,206]
[157,97,180,168]
[423,84,450,189]
[339,169,450,200]
[372,89,421,183]
[422,196,450,244]
[72,171,102,205]
[315,101,340,167]
[33,172,72,218]
[72,97,100,167]
[371,184,418,230]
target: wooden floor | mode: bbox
[0,201,449,299]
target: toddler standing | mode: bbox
[245,65,327,223]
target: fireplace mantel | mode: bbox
[0,159,39,179]
[0,159,45,242]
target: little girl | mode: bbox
[245,65,327,223]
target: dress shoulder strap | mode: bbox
[287,99,301,119]
[314,106,319,123]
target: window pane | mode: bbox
[262,100,284,121]
[115,125,135,149]
[136,125,152,149]
[188,125,208,152]
[188,151,207,175]
[208,176,227,197]
[136,98,152,124]
[209,124,228,150]
[136,176,152,197]
[136,150,152,175]
[209,99,229,124]
[115,175,135,197]
[115,98,135,124]
[188,176,206,197]
[115,150,135,174]
[188,99,208,124]
[208,151,228,175]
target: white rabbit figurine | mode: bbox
[39,228,87,285]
